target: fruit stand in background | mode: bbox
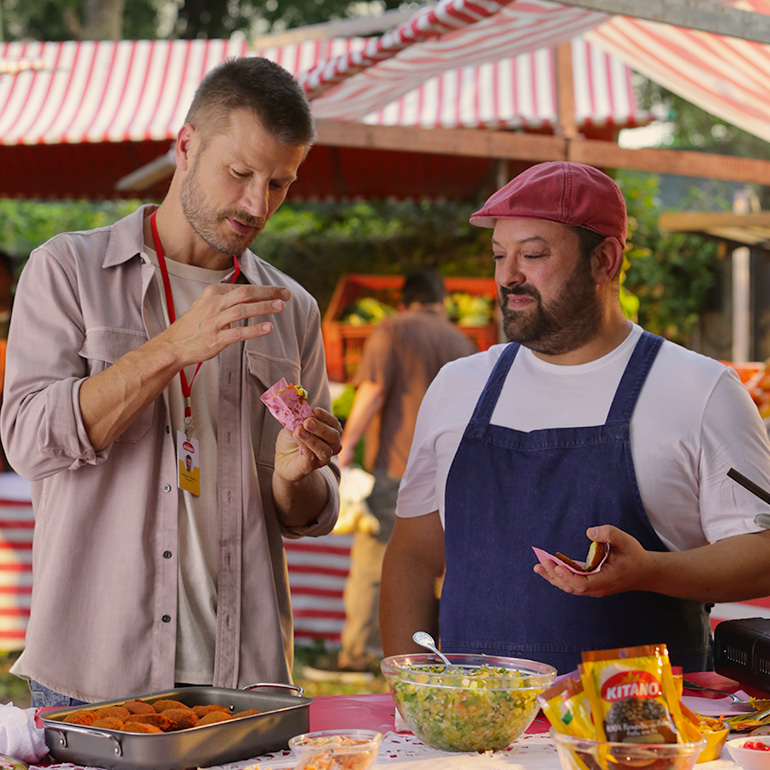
[738,362,770,419]
[322,274,500,383]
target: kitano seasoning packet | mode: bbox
[581,643,687,744]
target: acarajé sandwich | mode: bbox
[261,378,314,431]
[532,539,610,575]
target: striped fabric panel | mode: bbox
[285,533,352,645]
[586,0,770,143]
[362,35,648,129]
[0,34,647,146]
[0,500,33,651]
[304,0,611,120]
[0,39,249,145]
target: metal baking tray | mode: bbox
[42,683,312,770]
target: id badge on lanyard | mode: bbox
[150,210,241,496]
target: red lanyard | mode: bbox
[149,210,241,436]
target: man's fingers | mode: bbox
[226,297,285,325]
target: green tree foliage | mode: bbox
[0,197,492,313]
[0,189,722,350]
[255,199,493,312]
[172,0,405,39]
[1,0,406,40]
[620,169,724,346]
[0,199,138,261]
[2,0,158,40]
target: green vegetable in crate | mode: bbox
[341,297,396,325]
[448,292,494,327]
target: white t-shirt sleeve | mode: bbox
[697,368,770,544]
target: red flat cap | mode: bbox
[470,161,627,247]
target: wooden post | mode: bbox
[555,42,579,140]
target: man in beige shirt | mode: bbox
[1,57,341,705]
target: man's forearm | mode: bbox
[641,530,770,603]
[272,468,330,528]
[380,526,444,657]
[79,334,182,451]
[339,380,384,463]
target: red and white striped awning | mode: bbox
[296,0,770,143]
[0,34,646,147]
[3,0,770,200]
[301,0,613,120]
[0,39,250,145]
[587,0,770,143]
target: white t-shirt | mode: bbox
[397,324,770,551]
[147,247,231,684]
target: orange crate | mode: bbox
[322,274,500,382]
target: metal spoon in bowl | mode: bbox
[412,631,458,671]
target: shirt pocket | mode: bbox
[246,350,302,468]
[79,327,155,443]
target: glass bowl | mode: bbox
[551,729,707,770]
[288,729,383,770]
[727,736,770,770]
[380,652,556,752]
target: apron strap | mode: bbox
[606,331,664,425]
[468,343,520,426]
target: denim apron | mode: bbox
[439,331,712,673]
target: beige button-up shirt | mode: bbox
[0,205,339,702]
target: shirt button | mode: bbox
[163,550,172,559]
[166,425,170,434]
[163,484,172,493]
[162,614,171,623]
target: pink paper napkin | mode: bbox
[261,378,313,431]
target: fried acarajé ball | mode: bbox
[63,710,100,726]
[123,721,164,734]
[162,708,199,730]
[96,706,131,720]
[197,710,233,726]
[123,699,156,715]
[152,699,189,713]
[232,709,260,719]
[128,712,175,731]
[91,716,125,730]
[192,704,229,718]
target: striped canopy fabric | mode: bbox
[2,0,769,200]
[0,38,250,146]
[0,33,645,148]
[301,0,614,120]
[587,0,770,143]
[361,36,643,130]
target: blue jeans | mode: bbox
[29,679,89,709]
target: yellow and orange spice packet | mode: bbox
[581,643,686,744]
[539,644,726,765]
[538,670,595,740]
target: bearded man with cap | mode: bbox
[379,161,770,673]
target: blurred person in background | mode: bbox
[309,269,474,677]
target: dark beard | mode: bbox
[499,258,601,356]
